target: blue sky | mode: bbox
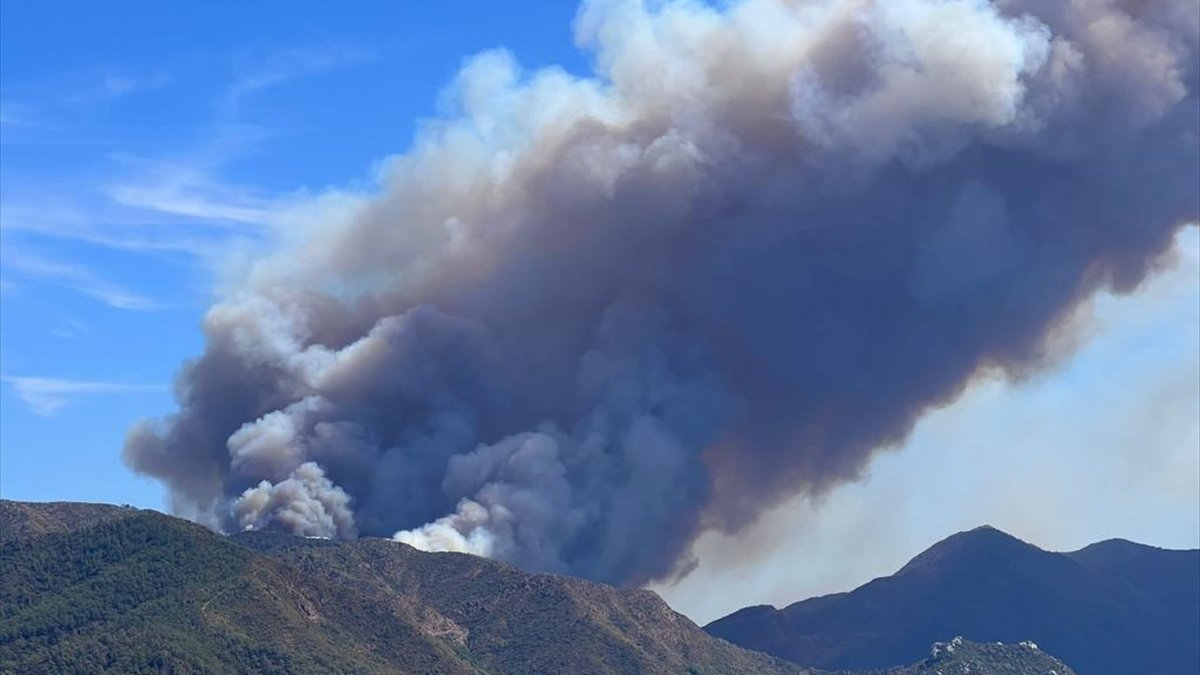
[1,1,1197,620]
[0,2,586,506]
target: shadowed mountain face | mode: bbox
[705,526,1200,675]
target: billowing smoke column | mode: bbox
[126,0,1198,585]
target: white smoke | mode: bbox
[234,462,356,538]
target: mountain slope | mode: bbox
[1,504,476,674]
[705,525,1199,675]
[0,500,141,544]
[1067,537,1200,600]
[0,500,801,674]
[235,530,805,675]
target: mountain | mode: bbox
[231,530,804,675]
[1066,537,1200,601]
[856,636,1075,675]
[1,501,479,674]
[0,500,139,543]
[0,500,802,674]
[0,501,1087,674]
[705,525,1199,675]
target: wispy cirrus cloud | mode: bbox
[1,250,163,310]
[58,69,172,105]
[0,68,171,136]
[103,158,289,228]
[1,43,372,269]
[0,180,266,259]
[223,45,375,113]
[95,72,171,99]
[2,375,164,416]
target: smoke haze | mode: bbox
[125,0,1199,585]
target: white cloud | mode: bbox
[1,44,373,265]
[0,184,261,259]
[103,161,288,228]
[223,45,375,111]
[2,376,164,416]
[0,69,171,139]
[1,251,163,310]
[65,70,171,104]
[99,73,169,99]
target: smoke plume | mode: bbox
[126,0,1199,585]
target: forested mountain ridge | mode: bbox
[0,500,800,674]
[1,500,1079,674]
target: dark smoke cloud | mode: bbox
[125,0,1199,585]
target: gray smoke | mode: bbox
[125,0,1199,585]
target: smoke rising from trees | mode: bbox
[125,0,1199,585]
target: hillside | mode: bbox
[234,530,803,675]
[0,500,143,544]
[706,525,1199,675]
[0,502,476,674]
[0,501,1091,674]
[0,500,801,674]
[856,637,1075,675]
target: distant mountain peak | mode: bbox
[706,525,1199,675]
[1068,537,1167,555]
[895,524,1040,577]
[944,523,1021,542]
